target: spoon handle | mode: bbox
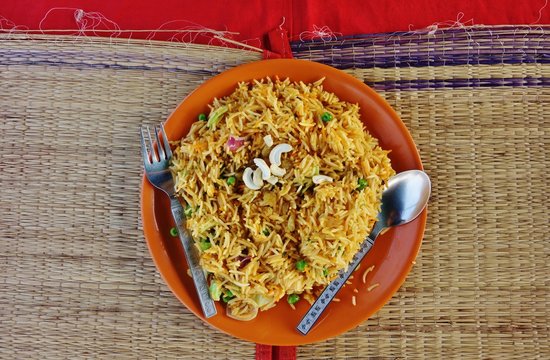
[296,235,376,335]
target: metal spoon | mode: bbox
[297,169,431,335]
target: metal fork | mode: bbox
[140,124,217,318]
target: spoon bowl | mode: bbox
[371,170,432,239]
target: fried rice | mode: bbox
[170,77,394,320]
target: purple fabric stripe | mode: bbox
[306,55,547,70]
[0,58,218,75]
[292,34,550,51]
[297,39,550,57]
[291,25,550,49]
[367,77,550,91]
[0,49,189,67]
[291,26,550,69]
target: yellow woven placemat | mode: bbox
[293,27,550,359]
[0,34,261,359]
[0,30,549,359]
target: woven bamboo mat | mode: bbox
[292,26,550,359]
[1,27,549,359]
[0,34,262,359]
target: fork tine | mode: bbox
[139,127,152,166]
[146,126,159,162]
[160,123,172,158]
[154,126,166,160]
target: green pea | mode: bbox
[198,113,207,121]
[357,178,368,191]
[323,268,329,276]
[262,228,270,236]
[287,294,300,305]
[296,259,307,272]
[226,176,236,186]
[169,227,178,237]
[320,112,333,122]
[199,238,211,251]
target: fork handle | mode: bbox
[170,198,217,318]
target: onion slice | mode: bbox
[226,135,246,152]
[226,298,259,321]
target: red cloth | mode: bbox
[1,0,547,359]
[1,0,548,48]
[256,344,296,360]
[256,344,274,360]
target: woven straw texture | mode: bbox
[1,26,549,359]
[0,34,261,359]
[292,26,550,359]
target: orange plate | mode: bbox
[140,59,426,345]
